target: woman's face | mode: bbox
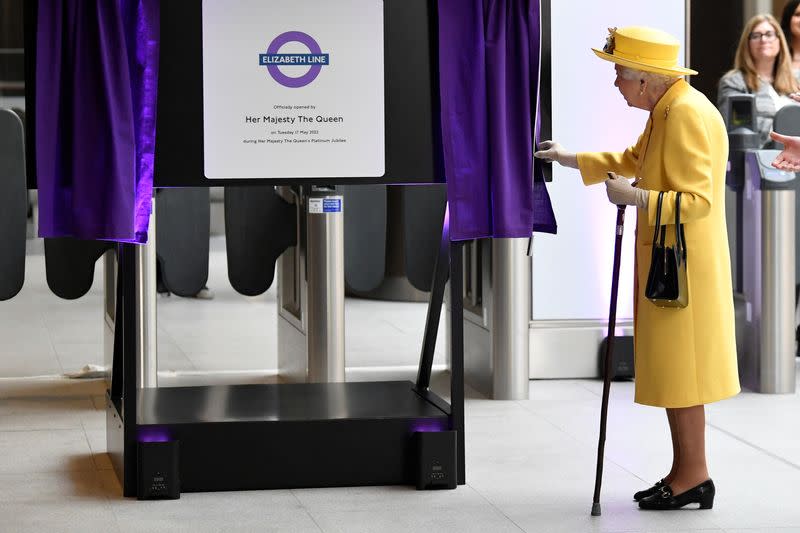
[791,4,800,40]
[748,20,780,63]
[614,65,646,109]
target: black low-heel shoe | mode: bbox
[638,479,715,510]
[633,479,665,501]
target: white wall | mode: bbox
[532,0,686,321]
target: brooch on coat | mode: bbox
[603,27,617,54]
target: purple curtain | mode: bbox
[35,0,159,243]
[438,0,556,241]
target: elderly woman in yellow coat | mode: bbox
[535,26,740,511]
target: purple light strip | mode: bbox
[411,419,448,433]
[137,426,172,443]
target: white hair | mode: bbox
[618,66,680,93]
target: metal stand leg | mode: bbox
[758,191,795,393]
[415,219,451,391]
[107,201,157,498]
[491,238,530,400]
[306,187,346,382]
[136,199,158,388]
[449,240,465,485]
[108,242,141,497]
[414,208,465,485]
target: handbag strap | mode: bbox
[674,192,686,262]
[651,192,665,264]
[651,191,664,241]
[649,192,688,262]
[651,192,688,263]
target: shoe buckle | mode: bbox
[659,486,671,499]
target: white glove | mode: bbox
[533,140,566,164]
[534,140,579,169]
[605,173,648,207]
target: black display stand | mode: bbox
[106,220,465,496]
[21,0,462,496]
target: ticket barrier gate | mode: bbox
[725,95,797,393]
[0,108,26,301]
[276,186,346,383]
[449,238,531,400]
[103,202,158,391]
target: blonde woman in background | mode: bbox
[717,14,799,146]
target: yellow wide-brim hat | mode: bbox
[591,26,698,76]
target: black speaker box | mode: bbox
[598,335,635,380]
[413,430,457,490]
[137,441,180,500]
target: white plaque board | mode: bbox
[202,0,385,179]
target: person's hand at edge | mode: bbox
[770,131,800,172]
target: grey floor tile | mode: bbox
[155,343,197,373]
[0,351,62,377]
[465,414,582,462]
[725,526,800,533]
[80,401,108,431]
[637,530,723,533]
[0,325,56,356]
[498,500,720,533]
[40,299,104,327]
[110,490,319,533]
[0,429,95,474]
[0,397,95,431]
[522,378,603,404]
[115,514,322,533]
[293,484,487,513]
[0,471,112,503]
[308,506,524,533]
[182,347,275,372]
[0,501,121,533]
[345,347,445,368]
[44,319,104,345]
[54,342,105,373]
[466,448,639,512]
[84,428,114,471]
[464,397,533,418]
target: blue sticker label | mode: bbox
[322,199,342,213]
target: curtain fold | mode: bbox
[438,0,556,241]
[35,0,159,243]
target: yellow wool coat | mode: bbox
[577,79,740,408]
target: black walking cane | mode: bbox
[591,202,627,517]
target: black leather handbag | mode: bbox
[644,191,688,308]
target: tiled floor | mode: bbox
[2,240,800,532]
[2,237,446,378]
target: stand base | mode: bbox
[108,381,450,495]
